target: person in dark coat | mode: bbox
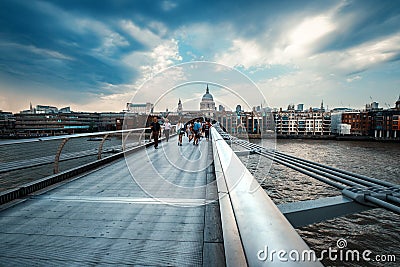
[150,117,161,149]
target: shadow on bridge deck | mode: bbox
[0,136,224,266]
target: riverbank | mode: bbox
[276,134,400,142]
[2,133,399,143]
[277,134,335,140]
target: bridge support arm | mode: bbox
[97,134,110,160]
[278,196,373,228]
[53,138,69,174]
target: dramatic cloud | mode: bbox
[0,0,399,112]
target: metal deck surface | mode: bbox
[0,137,223,266]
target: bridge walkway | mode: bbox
[0,136,224,266]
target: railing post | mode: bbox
[138,129,145,145]
[97,134,110,160]
[53,138,69,174]
[122,131,130,150]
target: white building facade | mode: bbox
[275,110,331,135]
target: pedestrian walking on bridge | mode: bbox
[163,119,171,142]
[203,119,212,141]
[150,117,161,149]
[176,120,185,146]
[193,120,201,145]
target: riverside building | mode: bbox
[12,104,125,136]
[338,96,400,139]
[0,110,15,136]
[274,102,331,136]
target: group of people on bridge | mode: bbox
[150,117,212,149]
[178,119,212,146]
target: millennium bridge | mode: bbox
[0,125,399,266]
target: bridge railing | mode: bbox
[211,127,322,266]
[0,128,153,194]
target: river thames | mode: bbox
[240,139,400,266]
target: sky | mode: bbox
[0,0,399,113]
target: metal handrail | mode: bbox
[0,128,153,177]
[1,126,177,176]
[211,127,322,266]
[0,125,178,146]
[0,128,150,146]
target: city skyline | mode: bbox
[1,1,400,113]
[11,92,400,114]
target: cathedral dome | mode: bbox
[202,84,213,101]
[200,84,216,115]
